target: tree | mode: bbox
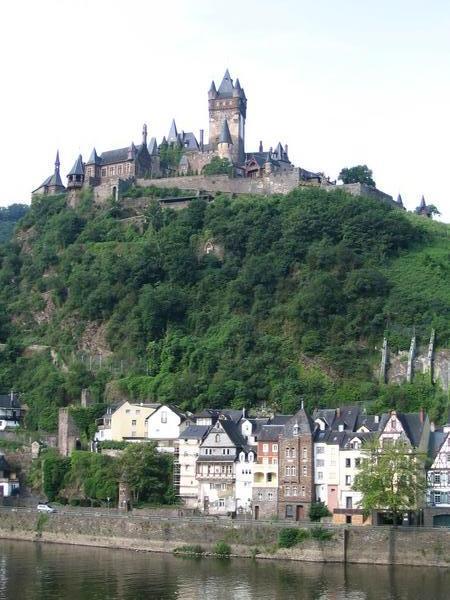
[353,439,426,523]
[338,165,375,187]
[308,501,331,522]
[202,157,232,176]
[119,443,174,504]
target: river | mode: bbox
[0,539,449,599]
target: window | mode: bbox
[272,444,278,452]
[268,492,273,501]
[219,499,225,508]
[382,438,394,448]
[263,457,269,465]
[263,443,269,453]
[215,434,220,443]
[433,492,441,505]
[221,483,227,490]
[285,505,293,517]
[136,410,140,415]
[316,459,324,467]
[345,458,351,468]
[125,409,130,414]
[267,473,273,483]
[355,458,361,468]
[345,475,351,486]
[316,446,324,454]
[258,492,263,501]
[272,457,278,465]
[161,411,167,424]
[317,472,323,481]
[285,448,290,458]
[285,466,291,476]
[301,486,305,496]
[434,473,441,485]
[291,448,296,458]
[101,168,106,177]
[292,486,298,496]
[303,447,307,459]
[131,420,136,426]
[118,165,122,174]
[302,466,306,476]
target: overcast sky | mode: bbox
[1,0,449,221]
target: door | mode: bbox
[296,505,304,521]
[254,505,260,520]
[433,514,450,527]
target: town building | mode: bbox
[176,424,210,509]
[95,401,160,442]
[0,392,22,431]
[145,404,190,452]
[278,403,315,520]
[0,454,19,498]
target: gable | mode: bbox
[202,422,235,447]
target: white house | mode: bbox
[177,424,210,508]
[0,393,22,431]
[427,424,450,508]
[235,448,255,514]
[0,455,19,497]
[145,404,189,453]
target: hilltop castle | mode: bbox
[33,69,401,206]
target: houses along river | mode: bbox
[1,540,450,599]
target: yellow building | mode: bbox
[110,401,160,441]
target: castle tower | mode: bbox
[208,69,247,165]
[217,119,233,161]
[67,154,85,189]
[85,148,101,184]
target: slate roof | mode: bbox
[168,119,178,143]
[180,131,199,150]
[217,69,234,96]
[259,424,285,442]
[219,418,248,448]
[67,154,84,176]
[219,119,233,144]
[0,393,21,410]
[148,137,158,155]
[0,455,11,472]
[87,148,100,164]
[193,408,243,424]
[356,414,380,432]
[428,430,447,462]
[99,144,144,166]
[268,415,292,426]
[179,424,210,440]
[378,412,425,447]
[282,405,315,437]
[197,454,235,463]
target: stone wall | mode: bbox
[0,510,449,566]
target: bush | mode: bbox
[213,540,231,557]
[309,501,332,522]
[310,526,334,541]
[69,498,81,506]
[173,544,205,555]
[278,528,301,548]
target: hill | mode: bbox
[0,187,448,432]
[0,204,29,244]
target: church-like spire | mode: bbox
[67,154,84,176]
[127,142,136,160]
[420,195,426,208]
[87,147,100,165]
[55,150,60,173]
[168,119,178,143]
[148,137,158,155]
[219,119,233,144]
[397,193,404,207]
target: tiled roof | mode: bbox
[180,425,210,440]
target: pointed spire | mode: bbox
[142,123,148,146]
[168,119,178,143]
[209,80,217,93]
[87,147,100,165]
[148,137,158,155]
[55,150,60,173]
[396,193,404,207]
[259,140,263,153]
[420,195,426,208]
[67,154,84,176]
[235,78,241,91]
[218,69,234,95]
[219,119,233,144]
[127,142,136,160]
[275,142,284,160]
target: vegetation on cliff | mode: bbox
[0,203,29,243]
[0,187,449,432]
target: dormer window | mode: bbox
[293,422,299,436]
[215,434,220,443]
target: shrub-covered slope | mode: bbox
[0,187,448,431]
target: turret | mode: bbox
[168,119,178,145]
[217,119,233,161]
[127,142,137,160]
[142,123,148,146]
[396,193,404,208]
[67,154,84,189]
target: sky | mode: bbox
[1,0,450,221]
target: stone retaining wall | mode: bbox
[0,511,449,566]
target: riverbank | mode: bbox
[1,509,449,567]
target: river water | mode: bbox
[0,540,449,599]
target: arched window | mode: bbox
[215,434,220,443]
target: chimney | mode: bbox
[336,407,341,418]
[10,389,14,404]
[259,140,263,152]
[242,407,246,419]
[419,408,424,424]
[430,421,435,433]
[374,415,380,424]
[199,129,204,152]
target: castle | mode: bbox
[33,69,404,207]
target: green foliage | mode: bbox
[119,443,174,504]
[213,540,231,557]
[202,156,232,176]
[67,451,119,501]
[98,440,129,450]
[70,404,107,440]
[353,438,427,518]
[310,526,334,541]
[173,544,205,555]
[0,204,29,244]
[339,165,375,187]
[278,528,311,548]
[308,501,332,522]
[0,187,449,426]
[42,449,71,501]
[159,142,183,174]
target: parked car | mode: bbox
[37,504,55,513]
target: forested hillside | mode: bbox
[0,187,449,432]
[0,204,29,244]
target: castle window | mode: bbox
[302,466,307,476]
[285,486,291,496]
[292,486,298,496]
[101,168,106,177]
[303,447,307,459]
[118,165,122,175]
[291,466,296,476]
[268,492,273,501]
[285,466,291,476]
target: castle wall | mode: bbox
[137,170,304,196]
